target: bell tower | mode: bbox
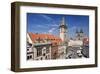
[76,28,84,40]
[59,17,68,43]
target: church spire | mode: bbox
[59,17,68,43]
[62,17,65,26]
[59,17,67,29]
[80,28,83,33]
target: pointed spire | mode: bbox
[80,28,83,33]
[61,17,65,26]
[59,17,67,29]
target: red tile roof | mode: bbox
[28,33,62,45]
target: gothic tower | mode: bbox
[79,28,84,40]
[76,29,84,40]
[59,17,68,43]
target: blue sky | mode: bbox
[27,13,89,38]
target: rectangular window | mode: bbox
[27,55,32,60]
[37,47,42,57]
[27,56,30,60]
[46,46,50,53]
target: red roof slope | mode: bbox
[28,33,62,45]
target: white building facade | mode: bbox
[33,43,52,60]
[27,33,52,60]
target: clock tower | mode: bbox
[59,17,68,43]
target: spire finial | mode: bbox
[59,17,67,29]
[80,28,83,33]
[61,16,65,26]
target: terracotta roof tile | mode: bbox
[28,33,62,45]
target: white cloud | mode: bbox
[36,24,48,29]
[40,14,57,27]
[40,15,52,21]
[48,28,55,33]
[51,24,59,27]
[37,25,43,27]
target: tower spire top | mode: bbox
[59,17,67,29]
[62,17,65,25]
[61,16,66,26]
[80,28,83,33]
